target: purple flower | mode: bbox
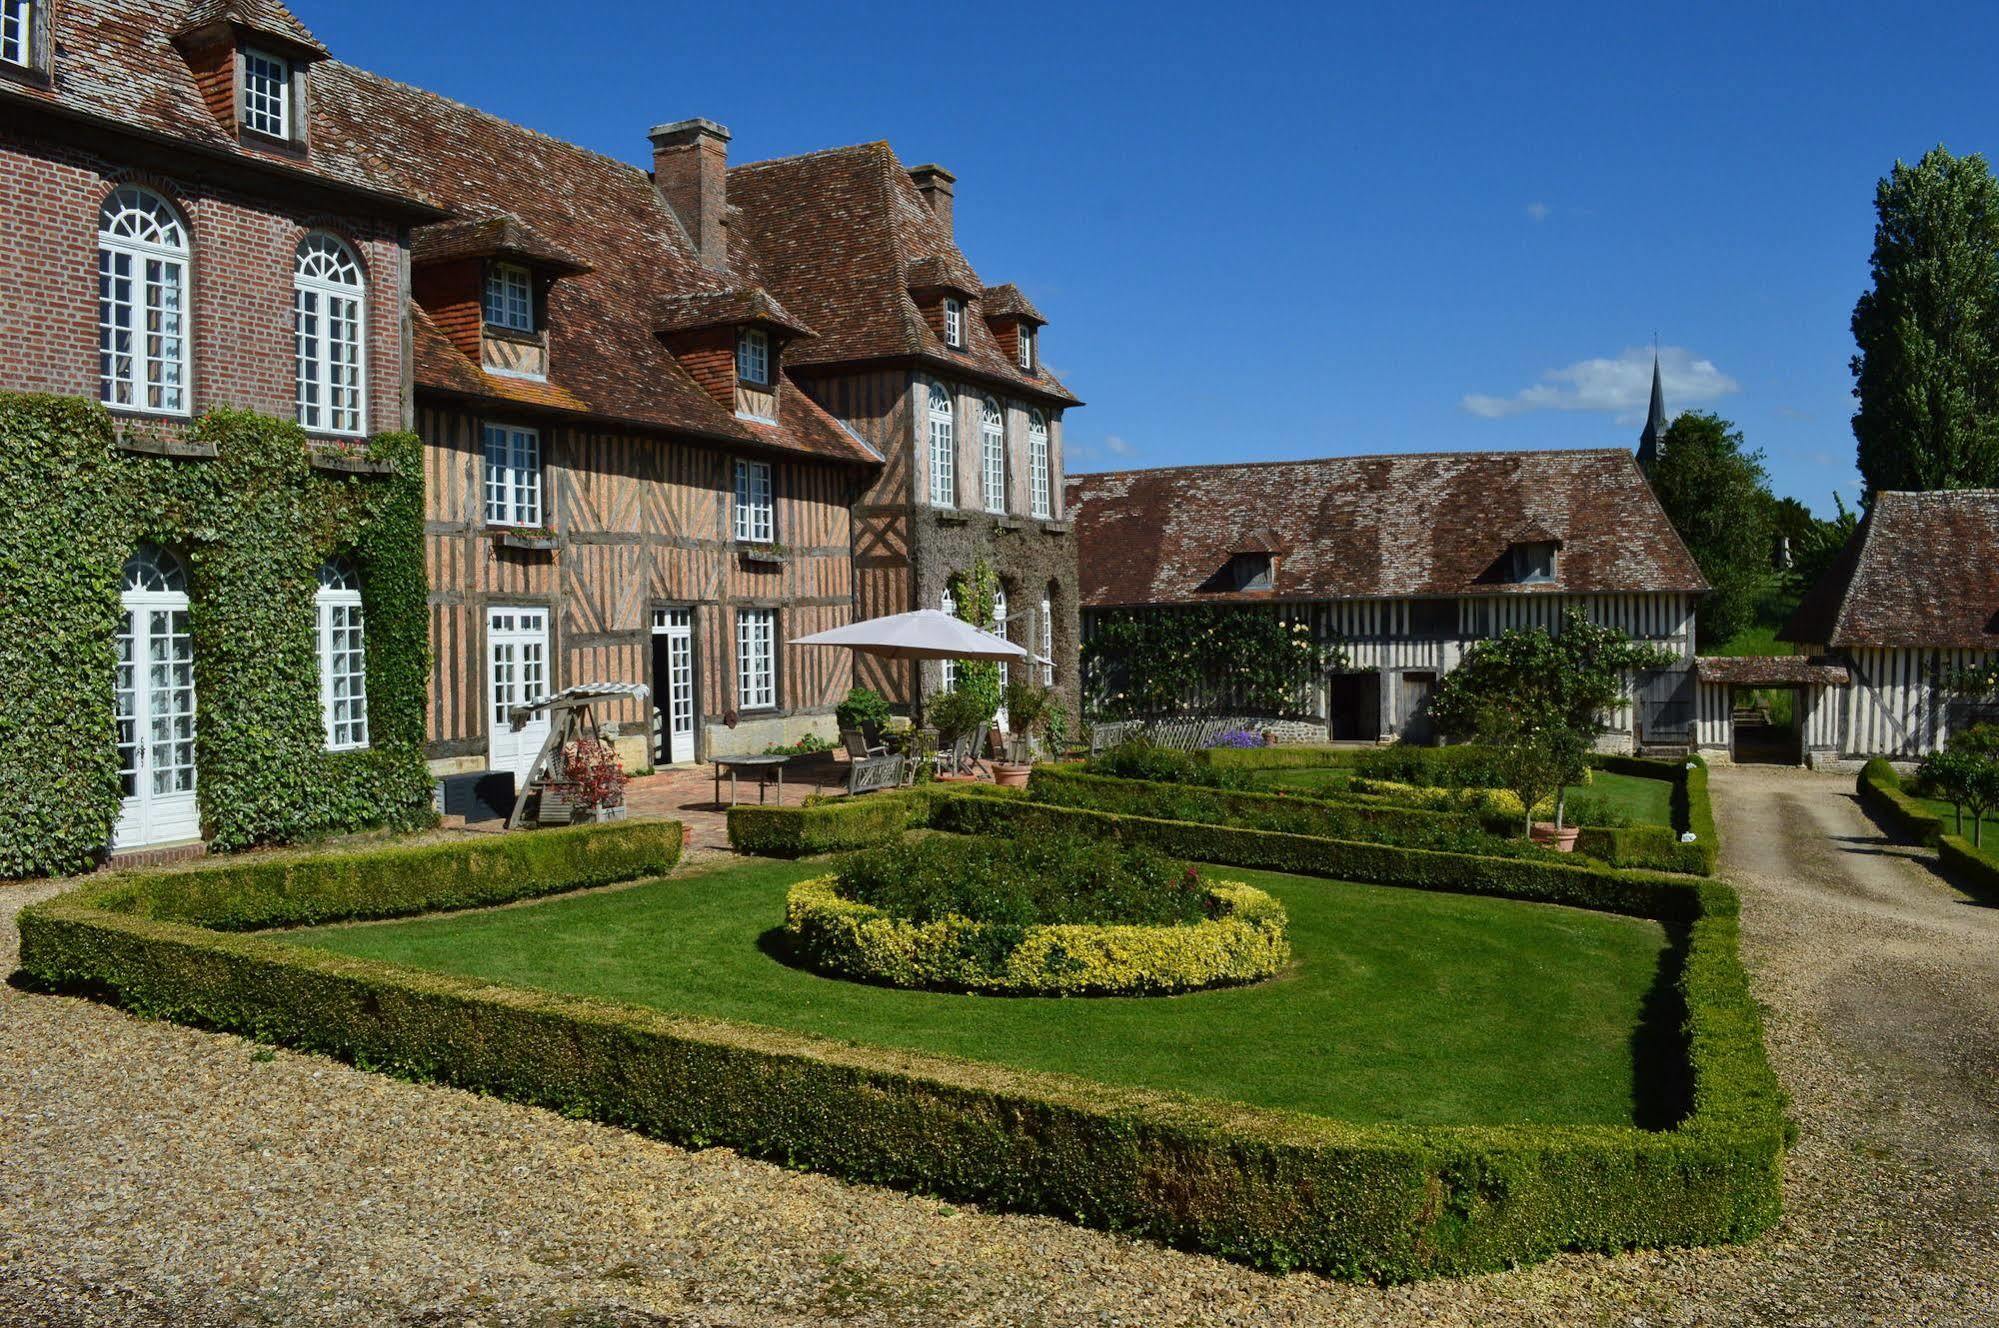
[1207,727,1265,749]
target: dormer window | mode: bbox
[241,47,294,139]
[1512,541,1558,584]
[1018,325,1036,372]
[0,1,33,69]
[736,327,770,386]
[943,297,965,349]
[1230,553,1275,592]
[484,262,534,332]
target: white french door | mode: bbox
[112,557,200,851]
[651,607,696,765]
[487,607,550,782]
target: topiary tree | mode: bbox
[1429,610,1675,837]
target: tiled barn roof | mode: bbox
[1694,656,1851,687]
[728,143,1078,406]
[1782,490,1999,649]
[410,214,591,275]
[1066,449,1708,608]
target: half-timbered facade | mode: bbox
[1068,450,1710,750]
[729,146,1084,724]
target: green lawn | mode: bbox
[1907,791,1999,844]
[291,857,1686,1129]
[1250,767,1675,828]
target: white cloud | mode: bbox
[1525,202,1551,222]
[1461,346,1740,420]
[1103,435,1136,457]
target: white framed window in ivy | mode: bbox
[1028,410,1051,518]
[294,233,367,436]
[993,586,1010,697]
[316,558,369,750]
[1040,595,1054,685]
[925,380,955,508]
[484,261,534,332]
[241,48,293,139]
[98,187,189,417]
[980,397,1006,513]
[482,423,543,528]
[1018,325,1036,372]
[737,607,776,710]
[734,458,774,543]
[1,0,33,68]
[939,585,957,692]
[942,297,965,348]
[736,327,770,385]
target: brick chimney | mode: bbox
[907,164,956,234]
[650,118,732,270]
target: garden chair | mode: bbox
[929,732,982,779]
[841,728,887,760]
[846,752,904,795]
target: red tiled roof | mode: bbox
[728,143,1079,406]
[1781,490,1999,649]
[411,214,590,275]
[1066,449,1708,608]
[176,0,328,57]
[981,283,1046,325]
[654,287,813,340]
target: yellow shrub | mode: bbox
[1346,778,1556,821]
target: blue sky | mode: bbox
[315,1,1999,516]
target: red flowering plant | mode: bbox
[560,738,628,811]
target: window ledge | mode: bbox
[993,515,1024,531]
[1038,519,1073,535]
[308,450,395,476]
[115,434,218,461]
[492,529,561,552]
[737,542,788,566]
[932,509,971,526]
[238,126,310,159]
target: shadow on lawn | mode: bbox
[1631,923,1695,1132]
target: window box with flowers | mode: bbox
[494,526,561,552]
[737,540,789,567]
[308,440,398,476]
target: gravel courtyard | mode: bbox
[3,766,1997,1326]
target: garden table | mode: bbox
[713,753,790,807]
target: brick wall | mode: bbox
[665,326,737,412]
[0,134,407,433]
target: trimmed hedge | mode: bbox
[1936,835,1999,904]
[1195,745,1367,771]
[1856,758,1947,847]
[727,790,933,857]
[85,820,683,931]
[784,874,1290,995]
[1569,755,1718,876]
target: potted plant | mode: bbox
[927,686,994,782]
[993,678,1057,787]
[562,737,628,823]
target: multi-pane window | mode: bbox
[736,327,770,385]
[939,585,957,693]
[1040,596,1055,685]
[98,188,189,416]
[943,297,964,348]
[980,397,1006,513]
[484,262,534,332]
[737,608,776,710]
[734,458,774,543]
[482,424,543,527]
[316,558,368,750]
[1018,326,1036,372]
[241,48,292,138]
[1028,410,1052,518]
[1,0,32,67]
[294,233,367,436]
[993,587,1010,704]
[926,380,955,507]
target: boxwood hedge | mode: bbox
[728,790,935,857]
[1856,757,1947,847]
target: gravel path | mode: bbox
[4,766,1997,1325]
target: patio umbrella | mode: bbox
[791,608,1031,662]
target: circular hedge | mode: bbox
[783,874,1291,996]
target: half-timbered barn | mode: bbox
[729,145,1084,725]
[1764,489,1999,768]
[1067,450,1710,750]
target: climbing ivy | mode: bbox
[1081,605,1346,720]
[946,559,1003,724]
[0,393,432,877]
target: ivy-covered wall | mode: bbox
[0,393,432,878]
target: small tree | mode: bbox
[1000,676,1058,762]
[1430,611,1675,836]
[1918,747,1979,837]
[1921,721,1999,843]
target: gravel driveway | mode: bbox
[4,766,1996,1326]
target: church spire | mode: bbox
[1637,350,1668,471]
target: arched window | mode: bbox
[98,187,189,416]
[295,233,367,436]
[122,542,188,593]
[1041,589,1055,686]
[980,396,1006,513]
[939,584,957,692]
[1028,410,1051,518]
[926,380,955,508]
[316,557,369,750]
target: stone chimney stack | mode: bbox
[907,163,956,235]
[650,118,732,270]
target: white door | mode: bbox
[488,607,550,782]
[651,608,696,765]
[112,546,200,851]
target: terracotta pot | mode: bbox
[1529,822,1580,852]
[681,823,694,849]
[992,762,1033,788]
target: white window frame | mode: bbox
[939,585,957,692]
[1018,325,1036,372]
[993,587,1010,709]
[736,327,770,385]
[294,233,368,437]
[484,261,534,332]
[482,423,544,528]
[943,297,964,348]
[737,607,777,711]
[1028,410,1052,519]
[1040,596,1054,685]
[316,559,369,751]
[1,0,32,68]
[241,47,293,140]
[926,380,956,508]
[98,187,190,418]
[980,397,1007,513]
[734,458,774,543]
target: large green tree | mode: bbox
[1851,146,1999,496]
[1647,411,1775,648]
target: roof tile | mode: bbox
[1781,490,1999,649]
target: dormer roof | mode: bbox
[412,213,592,276]
[173,0,329,60]
[981,283,1046,326]
[654,287,815,341]
[905,254,980,298]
